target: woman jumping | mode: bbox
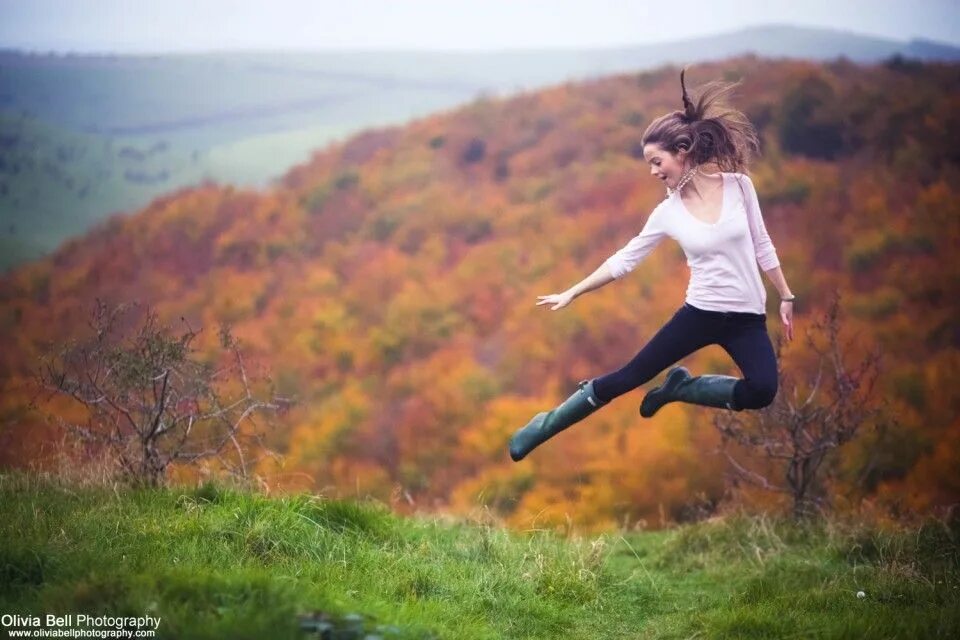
[509,67,796,462]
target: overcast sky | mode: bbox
[1,0,957,54]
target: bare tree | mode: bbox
[713,292,887,519]
[33,298,293,486]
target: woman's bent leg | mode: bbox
[592,305,716,403]
[719,320,779,410]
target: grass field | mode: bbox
[0,471,957,639]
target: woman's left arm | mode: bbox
[762,265,794,342]
[740,174,794,342]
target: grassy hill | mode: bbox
[1,471,957,639]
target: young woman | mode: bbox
[509,67,796,462]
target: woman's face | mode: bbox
[643,143,689,190]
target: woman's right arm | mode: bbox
[537,263,616,310]
[537,204,668,310]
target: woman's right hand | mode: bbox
[536,291,575,311]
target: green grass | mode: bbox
[0,471,957,639]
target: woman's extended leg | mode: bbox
[509,304,716,461]
[592,304,717,404]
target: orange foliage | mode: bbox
[1,56,958,530]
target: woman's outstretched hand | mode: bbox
[780,300,794,342]
[536,291,575,311]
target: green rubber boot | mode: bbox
[509,379,607,462]
[639,366,741,418]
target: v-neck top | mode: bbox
[604,172,781,314]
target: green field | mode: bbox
[1,471,957,639]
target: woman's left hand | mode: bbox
[780,301,794,342]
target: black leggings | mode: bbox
[591,302,778,410]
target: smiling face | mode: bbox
[643,143,689,190]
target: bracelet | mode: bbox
[781,295,796,302]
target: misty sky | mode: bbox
[0,0,957,53]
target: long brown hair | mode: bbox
[641,66,761,174]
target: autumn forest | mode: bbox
[1,55,958,533]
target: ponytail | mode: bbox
[642,65,761,174]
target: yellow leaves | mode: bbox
[286,380,371,468]
[457,396,546,461]
[136,184,222,243]
[206,269,269,325]
[212,195,304,269]
[299,265,340,297]
[50,264,90,298]
[844,228,889,273]
[311,300,352,336]
[510,482,582,532]
[342,248,413,311]
[843,224,936,275]
[327,457,394,501]
[448,463,535,519]
[914,179,960,251]
[366,278,466,367]
[847,286,904,321]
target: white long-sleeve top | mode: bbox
[604,172,780,314]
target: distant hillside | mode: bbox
[1,23,958,272]
[1,56,958,530]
